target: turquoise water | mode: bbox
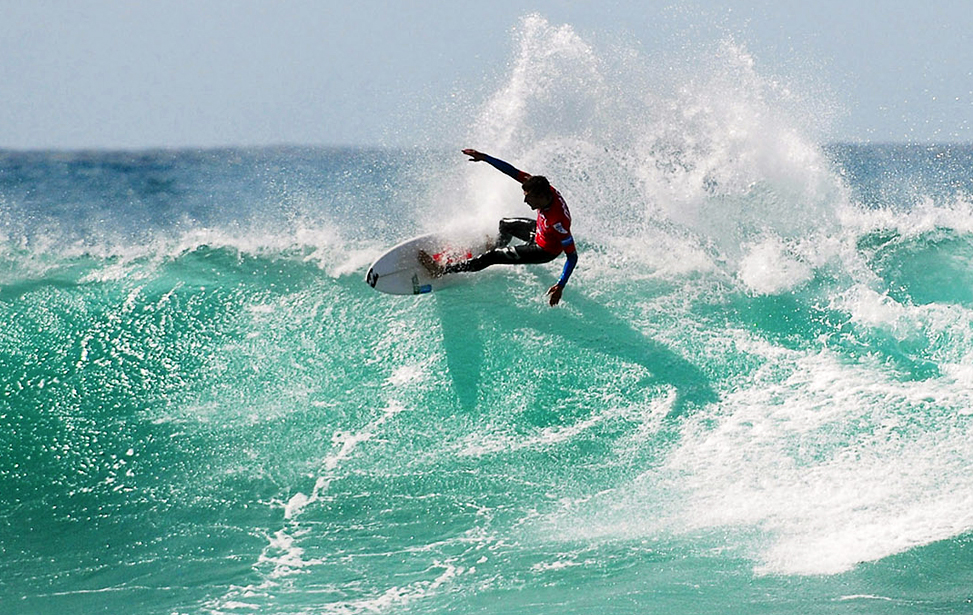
[5,15,973,615]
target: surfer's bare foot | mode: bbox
[417,250,444,277]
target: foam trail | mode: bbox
[284,400,404,521]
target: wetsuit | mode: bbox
[443,155,578,288]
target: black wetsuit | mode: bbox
[443,218,558,274]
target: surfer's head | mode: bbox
[522,176,553,210]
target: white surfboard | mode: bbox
[365,232,492,295]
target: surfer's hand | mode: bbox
[462,148,485,162]
[547,284,564,307]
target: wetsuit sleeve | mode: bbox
[480,154,530,183]
[557,251,578,287]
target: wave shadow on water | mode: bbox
[434,273,718,421]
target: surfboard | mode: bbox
[365,233,492,295]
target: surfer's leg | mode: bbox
[444,243,556,274]
[497,218,536,247]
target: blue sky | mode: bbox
[2,0,972,149]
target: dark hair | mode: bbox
[522,175,551,196]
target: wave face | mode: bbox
[5,15,973,615]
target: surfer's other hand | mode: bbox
[462,149,485,162]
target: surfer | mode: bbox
[419,149,578,307]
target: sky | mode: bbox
[2,0,972,149]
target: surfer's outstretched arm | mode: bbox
[463,149,530,183]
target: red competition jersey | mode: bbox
[513,169,574,256]
[534,185,575,255]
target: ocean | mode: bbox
[4,15,973,615]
